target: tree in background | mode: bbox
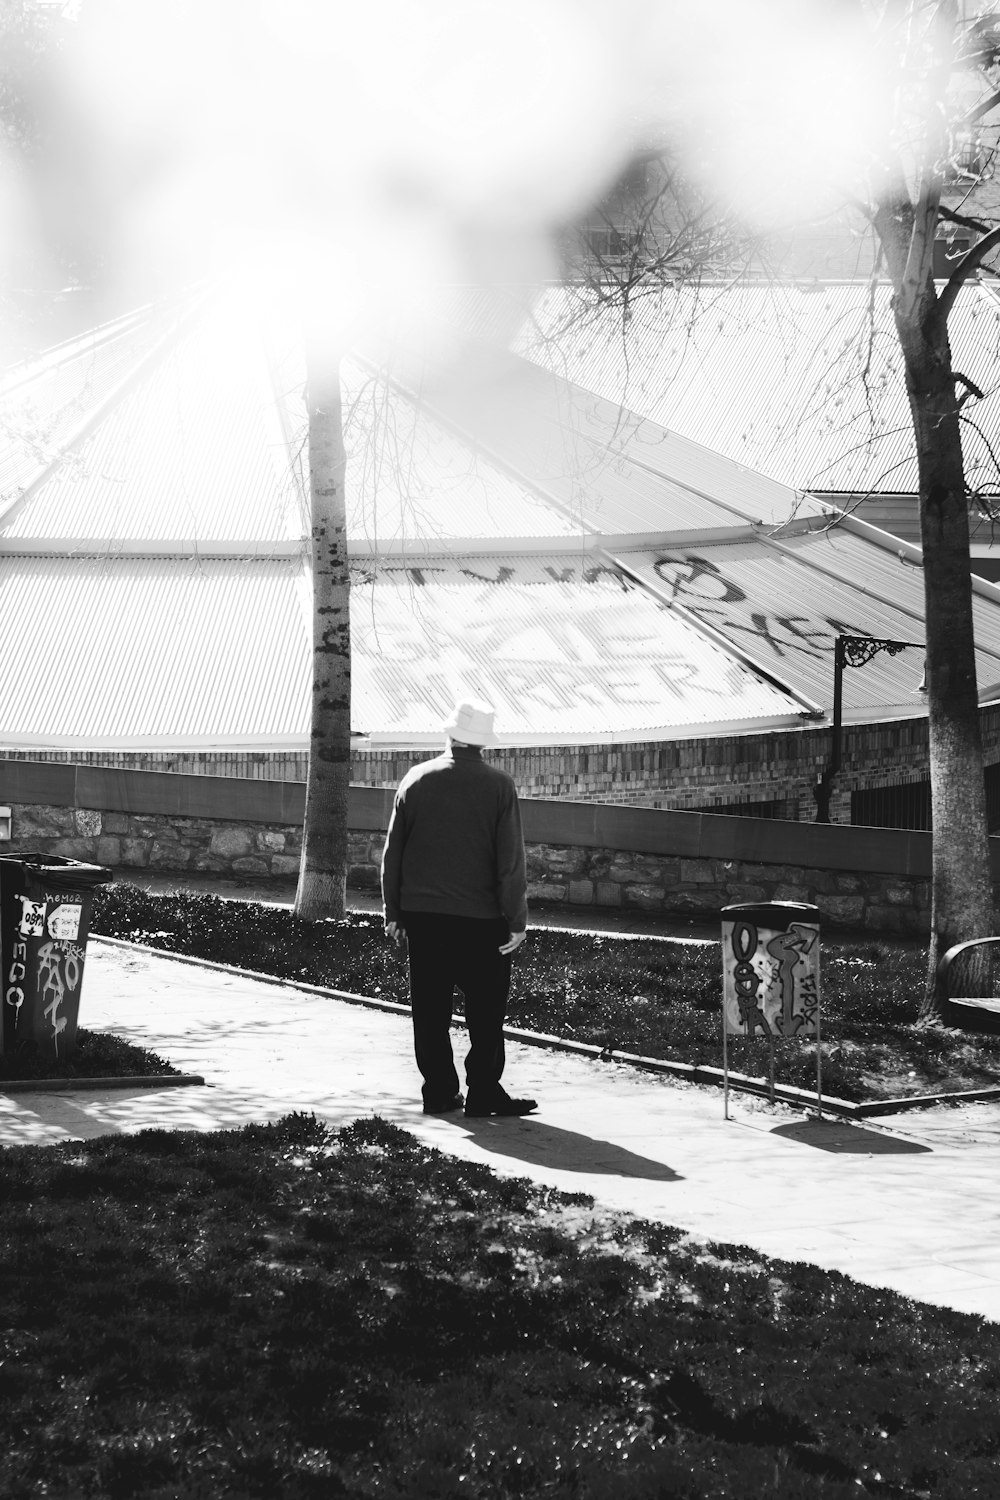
[0,0,70,355]
[295,349,351,920]
[558,151,754,307]
[865,0,1000,1014]
[555,1,1000,1018]
[17,0,996,979]
[4,0,657,920]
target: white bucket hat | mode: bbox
[442,699,497,747]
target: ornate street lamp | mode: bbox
[813,634,924,823]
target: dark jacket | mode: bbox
[380,745,528,931]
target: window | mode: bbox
[851,780,931,830]
[583,227,642,262]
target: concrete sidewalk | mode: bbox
[2,937,999,1323]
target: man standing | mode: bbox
[381,699,537,1118]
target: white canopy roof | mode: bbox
[2,282,999,751]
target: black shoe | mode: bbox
[465,1095,538,1118]
[423,1093,464,1115]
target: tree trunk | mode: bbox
[890,287,994,1019]
[295,347,351,922]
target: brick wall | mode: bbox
[350,715,987,826]
[0,749,311,783]
[351,726,880,817]
[10,706,998,822]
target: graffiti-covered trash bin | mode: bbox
[0,853,112,1065]
[721,902,821,1038]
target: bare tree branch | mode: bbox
[938,221,1000,321]
[961,89,1000,124]
[953,370,986,405]
[937,204,992,234]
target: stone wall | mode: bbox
[4,795,936,936]
[11,802,306,882]
[10,802,381,896]
[520,844,930,937]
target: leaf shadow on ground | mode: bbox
[452,1116,684,1180]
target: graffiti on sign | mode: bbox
[4,935,28,1026]
[47,904,83,940]
[722,918,820,1037]
[37,940,85,1054]
[17,897,47,937]
[4,892,89,1058]
[17,896,82,941]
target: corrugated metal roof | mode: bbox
[339,360,582,544]
[0,555,311,748]
[10,283,1000,750]
[348,553,807,742]
[0,307,183,518]
[1,305,306,543]
[516,282,1000,498]
[615,523,1000,720]
[381,337,813,535]
[0,547,806,750]
[0,305,582,548]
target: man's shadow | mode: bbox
[454,1115,683,1182]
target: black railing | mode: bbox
[851,762,1000,832]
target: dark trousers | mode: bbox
[401,912,513,1105]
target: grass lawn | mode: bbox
[90,884,1000,1104]
[0,1111,997,1499]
